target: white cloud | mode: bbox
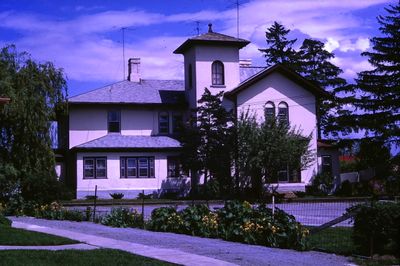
[0,0,390,88]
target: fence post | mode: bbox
[272,195,275,216]
[141,189,145,228]
[93,185,97,222]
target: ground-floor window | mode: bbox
[321,155,332,175]
[120,157,155,178]
[275,164,301,183]
[167,156,186,178]
[83,157,107,179]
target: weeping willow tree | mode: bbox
[0,45,68,204]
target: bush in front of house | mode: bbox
[0,213,11,227]
[101,207,143,228]
[34,202,86,222]
[109,193,124,200]
[147,201,308,250]
[351,201,400,256]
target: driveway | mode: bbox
[10,216,353,266]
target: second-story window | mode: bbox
[172,113,183,134]
[264,101,275,121]
[277,102,289,124]
[211,61,224,85]
[159,111,169,134]
[108,110,120,133]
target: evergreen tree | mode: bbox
[353,1,400,145]
[259,21,299,68]
[0,45,68,204]
[181,88,234,196]
[297,39,347,138]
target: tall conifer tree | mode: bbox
[353,1,400,144]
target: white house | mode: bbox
[64,24,334,199]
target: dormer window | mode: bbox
[108,110,120,133]
[159,111,169,134]
[211,61,224,85]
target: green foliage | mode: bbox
[0,213,11,227]
[181,88,234,196]
[148,201,308,250]
[148,207,182,232]
[258,22,299,68]
[236,112,314,198]
[351,202,400,256]
[109,193,124,200]
[34,202,85,222]
[101,208,143,228]
[339,2,400,144]
[308,173,335,196]
[0,45,69,204]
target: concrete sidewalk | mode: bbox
[10,217,354,266]
[0,243,98,251]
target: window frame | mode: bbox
[108,110,121,133]
[120,156,155,178]
[167,156,186,178]
[211,61,225,85]
[171,112,183,134]
[158,111,170,135]
[277,101,289,124]
[264,101,276,121]
[83,157,107,179]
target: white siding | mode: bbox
[236,72,318,185]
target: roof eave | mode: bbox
[71,147,182,152]
[174,39,250,54]
[225,64,329,99]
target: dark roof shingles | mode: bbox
[75,134,181,149]
[69,79,185,104]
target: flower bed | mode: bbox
[148,201,309,250]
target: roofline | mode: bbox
[71,147,182,152]
[225,64,329,99]
[68,102,187,108]
[174,39,250,54]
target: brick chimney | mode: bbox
[127,58,140,82]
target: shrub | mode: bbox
[101,208,143,228]
[179,204,214,236]
[0,213,11,227]
[148,201,308,250]
[110,193,124,200]
[351,202,400,256]
[34,202,86,222]
[85,195,97,200]
[148,207,182,232]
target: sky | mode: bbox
[0,0,394,96]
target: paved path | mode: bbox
[10,217,354,266]
[0,243,98,250]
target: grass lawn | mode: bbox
[307,227,355,255]
[0,226,79,246]
[0,249,176,266]
[353,257,400,266]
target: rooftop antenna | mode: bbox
[121,27,127,80]
[195,21,201,35]
[227,0,243,38]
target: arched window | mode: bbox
[264,101,275,121]
[211,61,224,85]
[278,102,289,124]
[188,64,193,89]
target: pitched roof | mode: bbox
[226,64,329,98]
[240,67,265,82]
[174,25,249,54]
[74,134,181,150]
[68,80,185,105]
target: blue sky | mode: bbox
[0,0,393,96]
